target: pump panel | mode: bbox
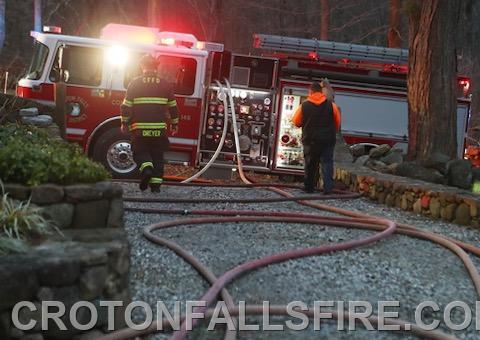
[199,86,275,169]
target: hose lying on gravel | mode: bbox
[101,186,477,340]
[102,195,461,340]
[101,83,479,340]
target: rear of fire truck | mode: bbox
[16,24,222,178]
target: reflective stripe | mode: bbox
[121,114,130,123]
[142,130,163,137]
[122,99,133,107]
[167,100,177,107]
[133,97,169,105]
[171,118,179,124]
[149,177,163,184]
[129,122,167,130]
[139,162,154,172]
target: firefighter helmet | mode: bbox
[139,54,157,71]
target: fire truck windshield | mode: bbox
[124,53,197,95]
[26,42,49,80]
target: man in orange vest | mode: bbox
[292,81,341,194]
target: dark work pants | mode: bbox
[303,142,335,193]
[131,135,169,186]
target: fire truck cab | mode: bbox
[17,24,220,176]
[17,24,471,178]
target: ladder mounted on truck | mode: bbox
[253,33,409,65]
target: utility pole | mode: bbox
[34,0,42,32]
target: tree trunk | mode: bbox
[467,0,480,144]
[320,0,329,40]
[148,0,159,28]
[388,0,401,47]
[34,0,42,32]
[0,0,5,50]
[407,0,460,161]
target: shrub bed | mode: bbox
[0,124,109,186]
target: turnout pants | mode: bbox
[303,141,335,193]
[131,135,169,187]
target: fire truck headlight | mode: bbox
[106,45,129,67]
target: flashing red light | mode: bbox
[459,79,470,90]
[308,51,318,59]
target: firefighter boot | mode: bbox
[139,167,153,191]
[149,177,162,193]
[150,184,161,193]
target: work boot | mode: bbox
[303,186,315,194]
[150,184,161,193]
[139,167,153,191]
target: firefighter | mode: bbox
[292,81,341,194]
[120,54,179,192]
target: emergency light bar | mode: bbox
[43,26,62,34]
[100,24,223,52]
[253,33,409,65]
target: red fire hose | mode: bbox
[97,182,480,340]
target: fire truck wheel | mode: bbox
[92,128,137,178]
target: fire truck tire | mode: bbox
[92,127,137,179]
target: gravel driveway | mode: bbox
[121,182,480,339]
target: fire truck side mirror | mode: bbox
[52,44,70,83]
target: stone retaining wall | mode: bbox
[1,181,129,339]
[0,229,130,340]
[3,182,124,229]
[334,163,480,227]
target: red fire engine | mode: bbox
[17,24,471,178]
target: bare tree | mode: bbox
[406,0,461,160]
[34,0,42,32]
[320,0,329,40]
[465,0,480,143]
[388,0,401,47]
[148,0,159,28]
[186,0,223,41]
[0,0,5,50]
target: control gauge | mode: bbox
[264,97,271,106]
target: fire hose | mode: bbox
[99,83,480,340]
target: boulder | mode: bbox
[71,200,110,229]
[447,159,473,190]
[384,163,399,174]
[36,257,81,286]
[79,265,109,300]
[350,144,366,157]
[31,184,64,205]
[365,159,388,172]
[40,203,74,229]
[354,155,369,167]
[3,184,31,201]
[107,198,124,228]
[473,167,480,181]
[369,144,391,159]
[380,149,403,165]
[396,162,445,184]
[21,114,53,127]
[334,133,354,163]
[421,152,451,175]
[65,185,103,203]
[19,107,39,117]
[94,181,123,199]
[454,203,471,225]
